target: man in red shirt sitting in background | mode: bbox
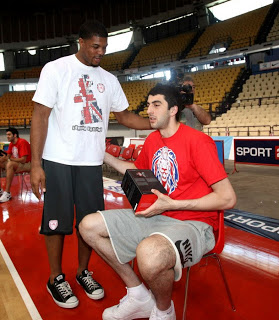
[0,127,31,202]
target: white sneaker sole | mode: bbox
[102,296,155,320]
[102,310,153,320]
[76,278,105,300]
[46,284,79,309]
[0,197,11,202]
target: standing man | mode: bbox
[0,127,31,202]
[31,20,151,309]
[79,83,236,320]
[180,75,211,131]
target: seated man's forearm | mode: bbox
[10,156,27,164]
[104,152,136,174]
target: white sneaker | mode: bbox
[0,191,11,202]
[102,290,155,320]
[149,301,176,320]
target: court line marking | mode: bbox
[0,240,42,320]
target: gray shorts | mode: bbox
[100,209,215,282]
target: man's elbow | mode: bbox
[21,157,28,164]
[224,192,237,210]
[203,119,211,125]
[113,110,129,126]
[203,114,211,125]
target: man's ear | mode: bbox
[170,105,178,117]
[78,38,84,47]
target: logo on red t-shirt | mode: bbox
[12,146,19,158]
[152,146,179,195]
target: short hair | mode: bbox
[6,127,19,137]
[79,20,108,39]
[183,75,194,83]
[148,83,183,121]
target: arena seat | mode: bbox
[100,50,133,71]
[190,66,242,112]
[266,10,279,42]
[120,79,160,116]
[187,5,270,59]
[182,211,235,319]
[10,66,42,79]
[130,31,196,69]
[0,91,34,126]
[237,71,279,106]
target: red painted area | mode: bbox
[0,175,278,319]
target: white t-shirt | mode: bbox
[33,54,128,165]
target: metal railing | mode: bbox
[202,124,279,136]
[0,118,31,129]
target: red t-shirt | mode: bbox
[134,124,227,230]
[7,138,31,163]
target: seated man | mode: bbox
[79,84,236,320]
[0,127,31,202]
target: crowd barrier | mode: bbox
[211,136,279,162]
[234,138,279,166]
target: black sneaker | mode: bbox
[76,269,104,300]
[47,273,79,308]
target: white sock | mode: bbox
[155,303,173,316]
[127,283,150,301]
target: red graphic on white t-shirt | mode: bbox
[97,83,105,93]
[74,74,103,124]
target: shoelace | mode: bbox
[82,272,101,290]
[55,281,73,298]
[117,294,129,308]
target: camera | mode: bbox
[179,84,194,105]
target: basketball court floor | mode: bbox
[0,161,278,320]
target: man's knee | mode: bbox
[136,235,176,277]
[79,212,104,242]
[6,161,17,172]
[0,161,6,169]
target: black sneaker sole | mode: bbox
[46,284,79,308]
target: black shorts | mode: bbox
[40,160,104,235]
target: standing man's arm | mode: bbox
[113,109,152,130]
[186,104,211,125]
[30,102,52,199]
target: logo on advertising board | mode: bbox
[234,139,279,166]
